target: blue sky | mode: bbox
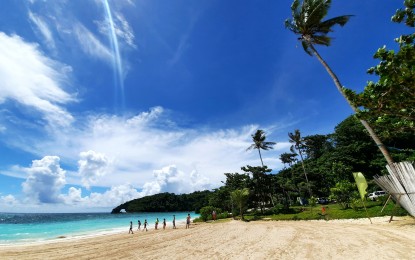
[0,0,408,212]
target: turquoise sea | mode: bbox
[0,212,197,244]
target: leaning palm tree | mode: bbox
[285,0,394,166]
[247,129,276,167]
[288,129,312,196]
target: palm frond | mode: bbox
[311,35,331,46]
[318,15,353,32]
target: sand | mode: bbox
[1,216,415,260]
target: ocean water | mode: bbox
[0,212,197,244]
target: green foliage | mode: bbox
[309,196,318,207]
[199,206,221,221]
[111,190,211,213]
[247,129,276,167]
[345,1,415,139]
[241,165,273,213]
[285,0,353,55]
[243,200,408,221]
[230,188,250,220]
[330,180,358,209]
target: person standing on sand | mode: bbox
[129,221,134,234]
[186,213,191,229]
[212,210,217,221]
[173,215,176,229]
[163,218,166,229]
[137,220,141,230]
[143,219,148,231]
[155,218,159,230]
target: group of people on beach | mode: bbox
[129,214,191,234]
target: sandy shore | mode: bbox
[1,216,414,260]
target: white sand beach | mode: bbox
[1,216,414,260]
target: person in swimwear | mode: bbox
[129,221,134,234]
[186,213,191,229]
[143,219,148,231]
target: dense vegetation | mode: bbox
[111,191,211,214]
[205,115,414,218]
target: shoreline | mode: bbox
[1,216,414,259]
[0,219,189,247]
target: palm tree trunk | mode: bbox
[257,149,264,167]
[309,44,395,167]
[298,150,312,196]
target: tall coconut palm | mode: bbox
[247,129,276,167]
[289,129,312,196]
[285,0,394,166]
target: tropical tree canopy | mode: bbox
[284,0,353,55]
[247,129,276,166]
[344,1,415,139]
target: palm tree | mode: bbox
[230,188,250,220]
[247,129,276,167]
[288,129,312,196]
[285,0,394,166]
[279,152,297,169]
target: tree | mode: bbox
[279,152,297,168]
[285,0,395,166]
[246,129,276,167]
[288,129,312,196]
[303,134,331,159]
[330,180,358,209]
[230,188,250,220]
[344,1,415,140]
[241,165,273,213]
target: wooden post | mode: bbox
[362,200,372,224]
[381,194,392,213]
[389,194,402,223]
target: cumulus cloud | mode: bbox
[78,150,110,189]
[139,165,210,197]
[22,156,66,203]
[12,106,286,189]
[0,32,75,126]
[0,194,18,205]
[2,106,290,212]
[61,184,140,208]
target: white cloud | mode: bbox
[73,22,113,64]
[61,184,141,209]
[22,107,287,189]
[113,12,136,48]
[22,156,66,203]
[139,165,210,197]
[2,106,290,212]
[0,194,18,205]
[0,32,75,126]
[78,150,110,189]
[96,11,136,49]
[28,11,56,50]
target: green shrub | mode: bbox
[198,206,222,221]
